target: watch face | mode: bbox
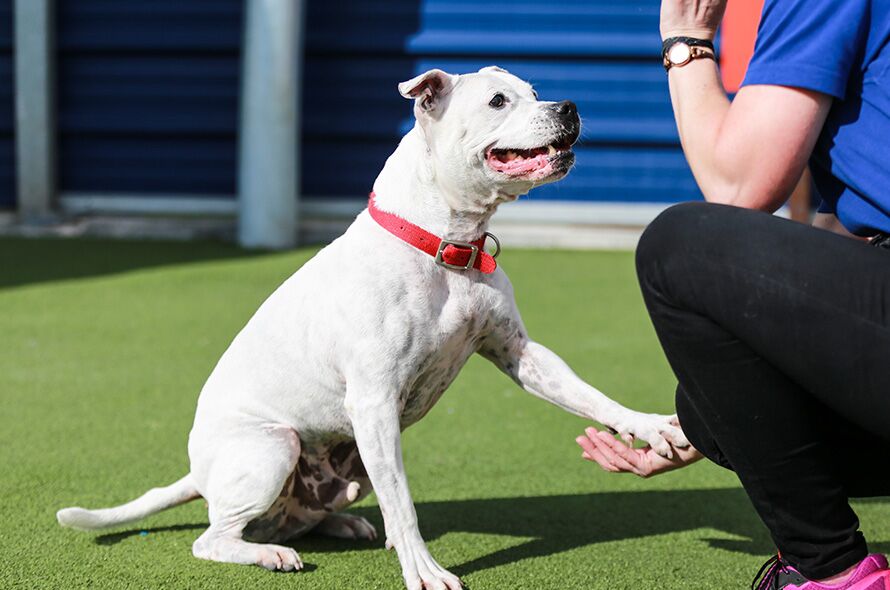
[668,43,692,65]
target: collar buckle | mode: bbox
[435,239,479,271]
[484,231,501,259]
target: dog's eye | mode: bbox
[488,93,506,109]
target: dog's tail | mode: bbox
[56,474,200,531]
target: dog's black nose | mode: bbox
[556,100,577,118]
[548,100,581,145]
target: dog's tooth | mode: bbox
[506,150,517,161]
[548,144,557,156]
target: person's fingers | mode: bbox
[591,431,643,474]
[590,447,622,472]
[576,436,620,472]
[596,432,656,477]
[576,434,599,456]
[599,431,644,458]
[600,432,654,462]
[577,435,618,468]
[589,426,616,441]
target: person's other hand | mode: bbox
[660,0,728,41]
[576,427,703,478]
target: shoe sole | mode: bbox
[848,570,890,590]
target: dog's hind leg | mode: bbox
[314,512,377,540]
[191,423,304,572]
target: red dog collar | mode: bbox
[367,193,499,273]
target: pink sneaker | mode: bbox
[752,554,890,590]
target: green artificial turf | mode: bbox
[1,236,887,590]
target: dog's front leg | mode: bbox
[480,317,688,458]
[345,386,461,590]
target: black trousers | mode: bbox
[635,202,890,580]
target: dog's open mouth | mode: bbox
[486,139,575,180]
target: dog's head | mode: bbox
[399,66,580,209]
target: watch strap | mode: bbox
[662,36,715,55]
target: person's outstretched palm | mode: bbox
[576,426,702,478]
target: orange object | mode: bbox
[720,0,766,92]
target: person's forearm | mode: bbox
[669,60,736,204]
[669,60,792,211]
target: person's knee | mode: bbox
[636,202,709,270]
[636,202,712,297]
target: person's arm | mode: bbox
[661,1,833,212]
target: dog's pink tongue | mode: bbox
[489,153,550,175]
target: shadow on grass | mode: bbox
[0,237,266,290]
[369,489,776,577]
[95,489,890,578]
[95,523,207,545]
[303,489,889,576]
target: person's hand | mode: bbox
[576,426,703,478]
[660,0,728,41]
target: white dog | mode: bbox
[57,67,688,590]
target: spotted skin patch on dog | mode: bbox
[478,315,526,382]
[400,329,481,427]
[244,442,371,543]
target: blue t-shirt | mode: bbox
[742,0,890,236]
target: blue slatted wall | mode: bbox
[0,0,13,208]
[303,0,701,203]
[56,0,242,198]
[51,0,698,209]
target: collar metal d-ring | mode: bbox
[484,231,501,259]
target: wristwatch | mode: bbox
[662,37,716,72]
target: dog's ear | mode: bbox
[398,69,457,113]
